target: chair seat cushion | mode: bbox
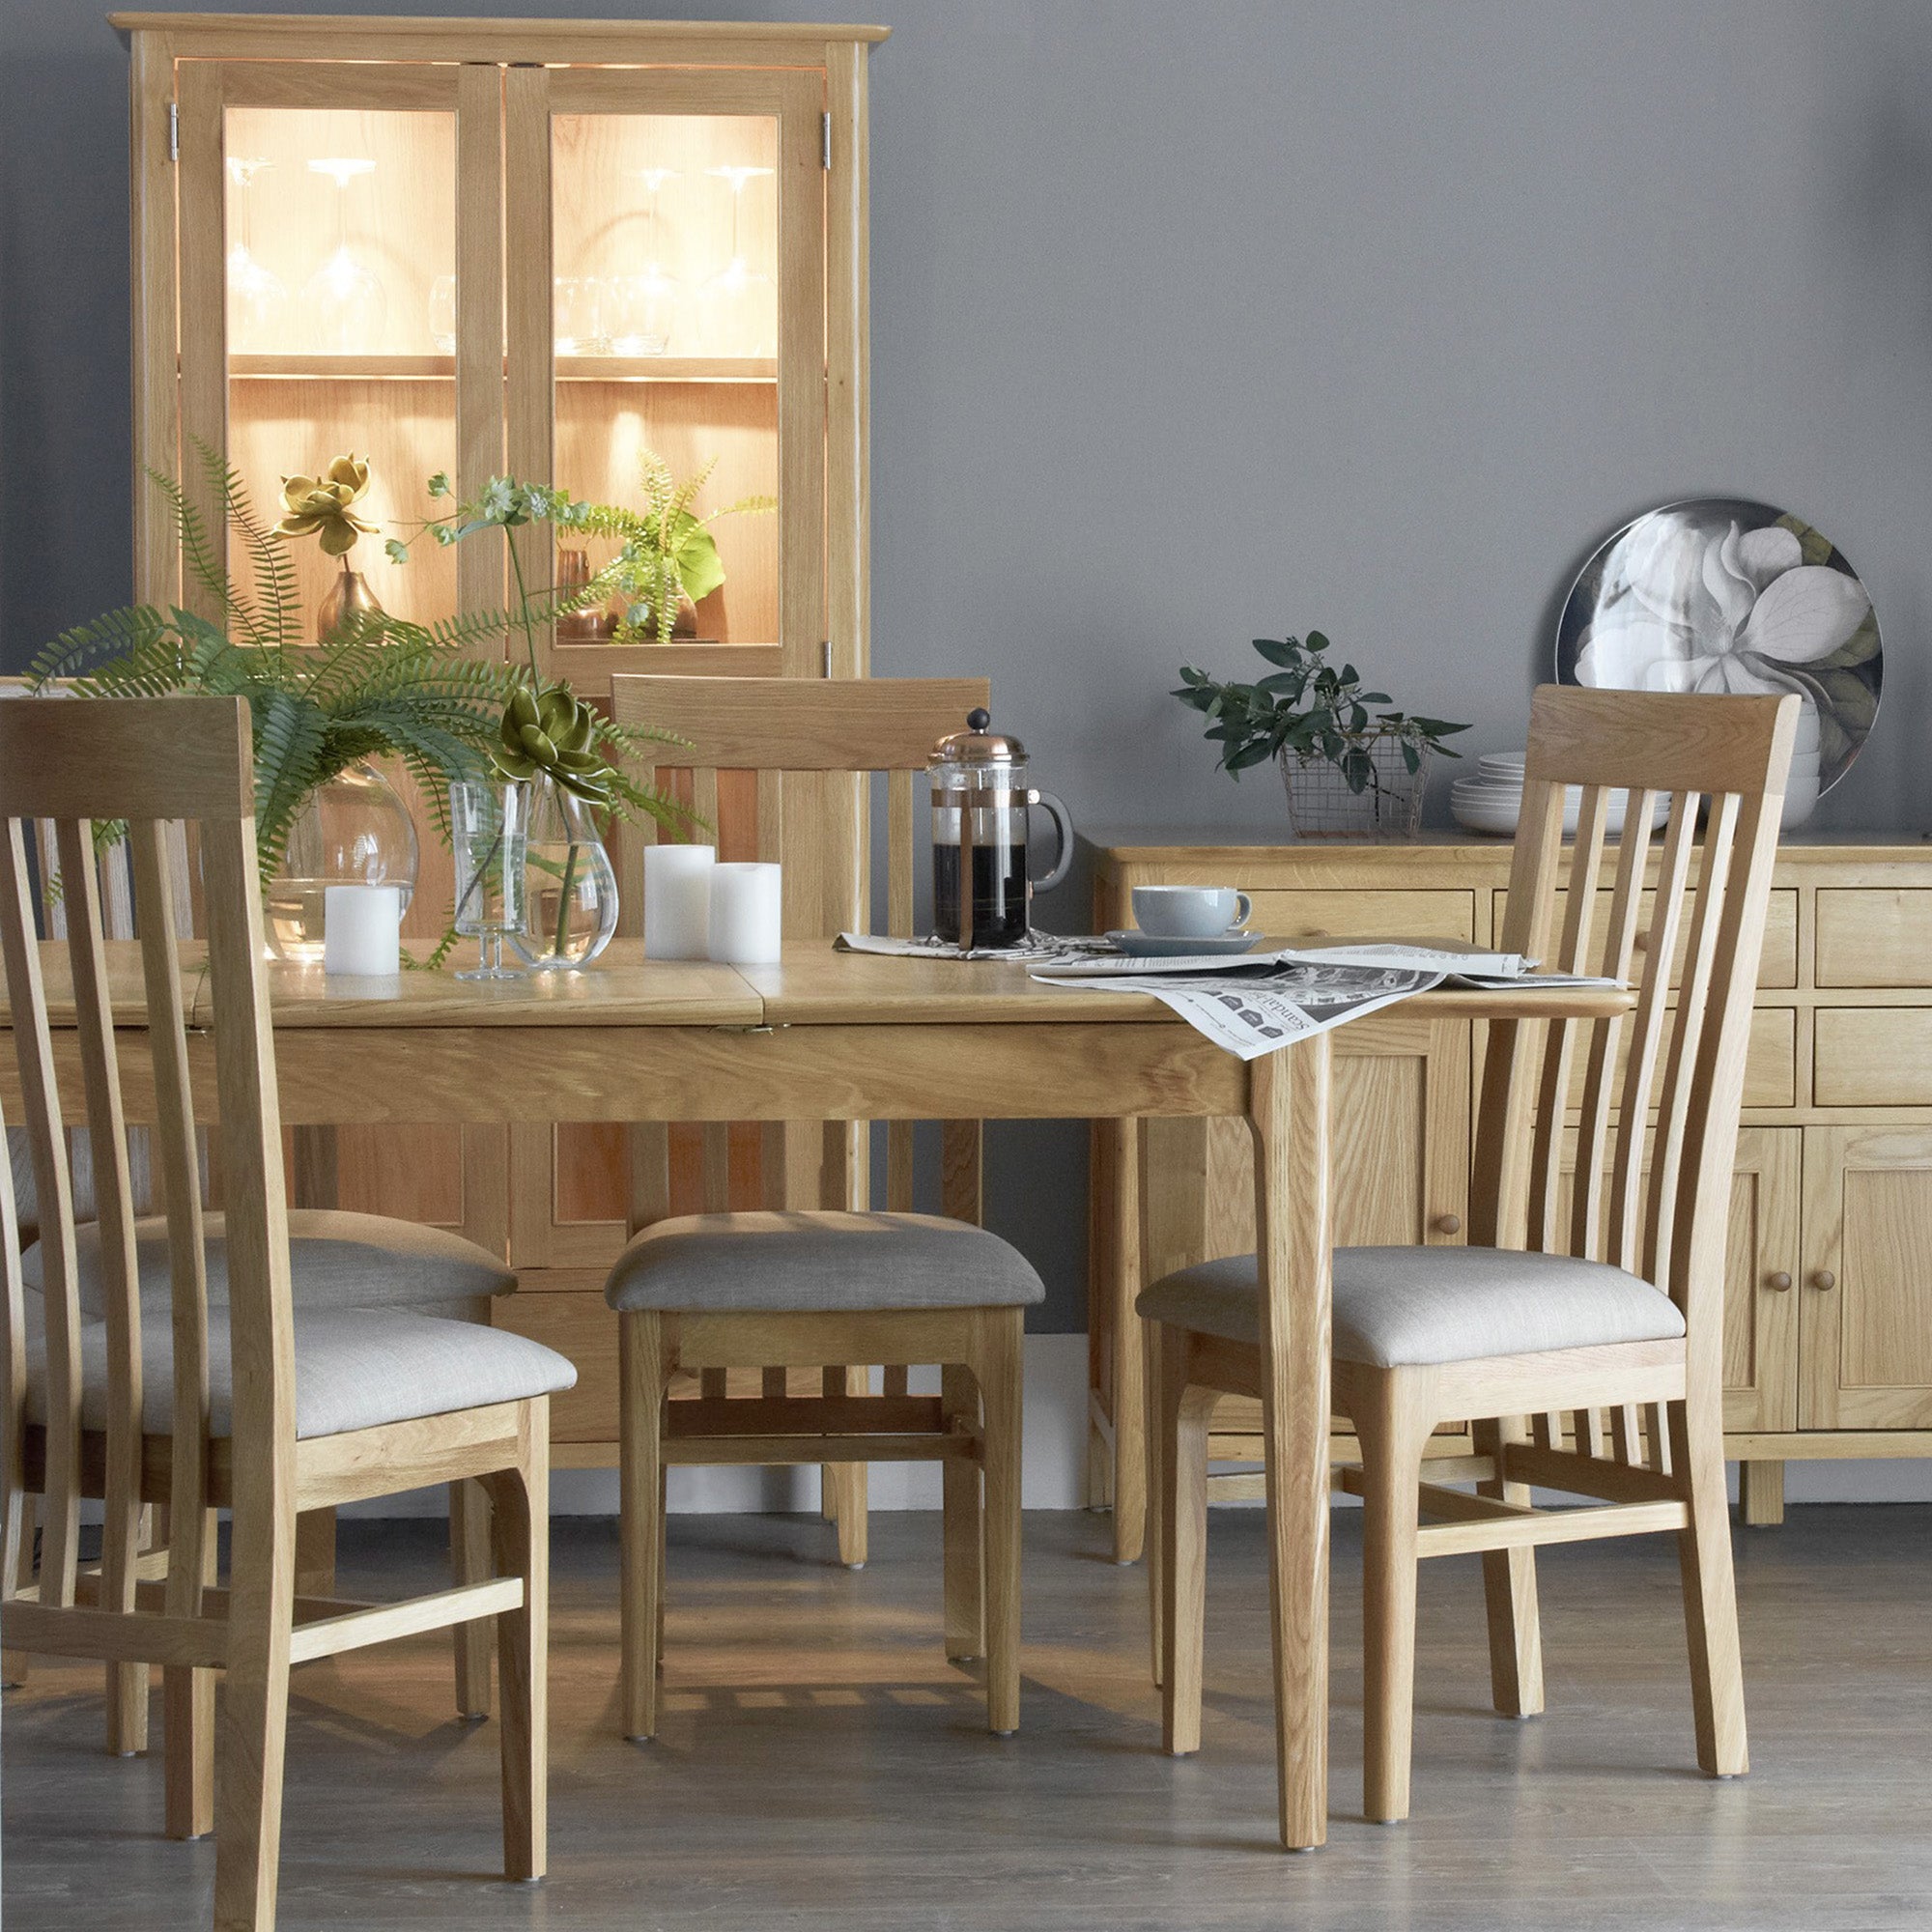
[19,1209,517,1316]
[25,1306,576,1442]
[604,1211,1046,1315]
[1137,1244,1686,1368]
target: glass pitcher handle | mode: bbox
[1026,789,1075,895]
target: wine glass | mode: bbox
[225,156,288,352]
[302,156,385,353]
[428,273,457,354]
[699,163,775,357]
[611,166,681,356]
[553,275,608,356]
[450,779,527,980]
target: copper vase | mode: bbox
[318,561,384,640]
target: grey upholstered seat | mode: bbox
[605,1210,1046,1315]
[1137,1244,1686,1368]
[20,1209,517,1315]
[23,1305,575,1442]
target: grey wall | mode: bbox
[7,0,1932,1323]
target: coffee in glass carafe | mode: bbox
[928,710,1073,950]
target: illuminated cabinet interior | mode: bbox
[121,16,883,1397]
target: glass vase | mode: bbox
[265,761,419,964]
[510,775,619,971]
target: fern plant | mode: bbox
[31,447,685,893]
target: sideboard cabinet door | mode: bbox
[1801,1126,1932,1430]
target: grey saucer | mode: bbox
[1107,929,1262,958]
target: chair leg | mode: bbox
[1,1486,33,1688]
[824,1367,868,1568]
[294,1506,336,1596]
[940,1362,984,1662]
[1159,1327,1217,1757]
[1671,1385,1748,1777]
[165,1508,219,1841]
[486,1402,549,1883]
[972,1307,1024,1736]
[212,1491,297,1932]
[1143,1316,1165,1687]
[619,1311,668,1741]
[450,1479,494,1719]
[1352,1367,1434,1825]
[1471,1415,1544,1719]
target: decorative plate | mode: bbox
[1554,497,1880,798]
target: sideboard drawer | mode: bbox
[1815,1010,1932,1106]
[1493,888,1798,989]
[1555,1006,1794,1110]
[1243,889,1475,945]
[1817,890,1932,986]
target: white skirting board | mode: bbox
[338,1330,1932,1517]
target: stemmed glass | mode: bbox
[225,156,288,352]
[610,166,681,356]
[699,164,775,357]
[302,156,385,353]
[450,780,527,980]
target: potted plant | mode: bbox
[33,448,684,967]
[1173,631,1468,838]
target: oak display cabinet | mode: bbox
[1090,831,1932,1559]
[121,14,886,1459]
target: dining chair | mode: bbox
[0,695,577,1930]
[0,680,516,1786]
[605,673,1043,1741]
[1140,685,1797,1829]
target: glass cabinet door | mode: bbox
[175,61,503,650]
[507,67,827,690]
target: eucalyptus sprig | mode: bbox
[1174,631,1468,794]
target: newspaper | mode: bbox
[1029,954,1445,1060]
[1026,938,1622,1062]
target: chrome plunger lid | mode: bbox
[930,708,1026,769]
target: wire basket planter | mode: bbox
[1279,732,1431,839]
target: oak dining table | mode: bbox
[0,935,1631,1850]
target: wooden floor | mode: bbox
[6,1504,1932,1929]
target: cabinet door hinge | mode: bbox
[821,111,832,170]
[167,99,179,162]
[821,639,834,677]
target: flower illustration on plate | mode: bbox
[1561,501,1881,791]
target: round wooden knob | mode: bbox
[1633,930,1650,951]
[1810,1269,1836,1291]
[1433,1213,1463,1235]
[1765,1271,1792,1292]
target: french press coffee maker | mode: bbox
[928,709,1074,950]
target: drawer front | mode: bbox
[1492,888,1798,989]
[1242,889,1475,945]
[1817,889,1932,987]
[1554,1006,1794,1111]
[1815,1009,1932,1106]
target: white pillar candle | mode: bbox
[707,862,783,965]
[643,844,716,960]
[323,884,401,977]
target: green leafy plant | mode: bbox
[33,451,691,973]
[412,451,773,646]
[1173,631,1468,793]
[32,446,519,883]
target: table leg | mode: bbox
[1251,1037,1332,1853]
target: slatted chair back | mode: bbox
[1470,687,1797,1443]
[0,696,291,1672]
[0,682,196,1246]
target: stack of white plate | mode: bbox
[1451,751,1672,837]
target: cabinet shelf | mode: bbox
[225,354,779,384]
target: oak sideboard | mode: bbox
[1087,827,1932,1561]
